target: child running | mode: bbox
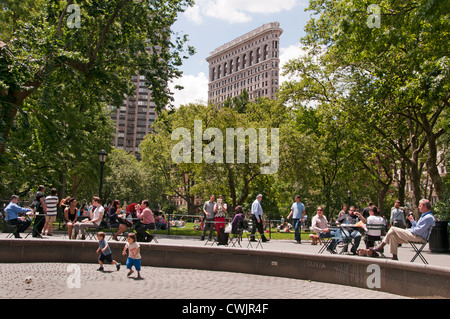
[96,232,121,272]
[122,233,142,279]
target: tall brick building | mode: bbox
[109,75,157,159]
[207,22,283,104]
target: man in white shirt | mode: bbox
[74,197,104,240]
[250,194,269,242]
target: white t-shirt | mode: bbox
[367,216,385,236]
[92,206,104,226]
[126,241,141,259]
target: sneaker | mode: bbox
[97,267,104,272]
[116,263,121,271]
[47,233,53,236]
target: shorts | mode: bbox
[126,257,141,271]
[45,215,57,224]
[98,253,113,263]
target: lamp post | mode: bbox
[98,149,108,200]
[347,190,352,207]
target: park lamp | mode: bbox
[98,149,108,164]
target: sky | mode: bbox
[169,0,312,107]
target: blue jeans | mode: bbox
[341,229,362,252]
[292,219,302,242]
[320,229,342,251]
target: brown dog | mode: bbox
[309,234,323,245]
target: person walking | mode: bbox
[287,195,305,244]
[390,200,406,229]
[250,194,269,242]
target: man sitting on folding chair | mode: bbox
[4,195,33,238]
[74,196,104,240]
[372,199,435,261]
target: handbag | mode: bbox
[224,222,232,234]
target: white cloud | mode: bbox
[185,0,300,24]
[169,72,209,108]
[279,44,307,84]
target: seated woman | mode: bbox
[231,206,246,234]
[64,198,78,240]
[155,213,167,230]
[108,200,128,241]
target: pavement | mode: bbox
[1,230,449,300]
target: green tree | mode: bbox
[0,0,195,157]
[300,0,449,203]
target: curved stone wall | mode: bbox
[0,239,448,298]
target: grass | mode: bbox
[158,222,311,241]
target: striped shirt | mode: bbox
[45,196,59,216]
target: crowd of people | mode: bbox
[1,185,168,244]
[310,199,435,260]
[2,186,437,261]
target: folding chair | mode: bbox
[144,226,159,243]
[229,227,244,248]
[317,228,341,254]
[85,224,101,240]
[364,224,386,257]
[204,236,217,246]
[246,231,263,249]
[410,226,434,264]
[4,220,19,239]
[318,236,335,254]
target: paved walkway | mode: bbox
[1,230,449,300]
[0,262,409,299]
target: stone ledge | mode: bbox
[0,239,448,298]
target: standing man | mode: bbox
[390,200,406,229]
[42,188,58,236]
[287,195,305,244]
[4,195,33,238]
[250,194,269,242]
[201,195,216,241]
[33,185,47,238]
